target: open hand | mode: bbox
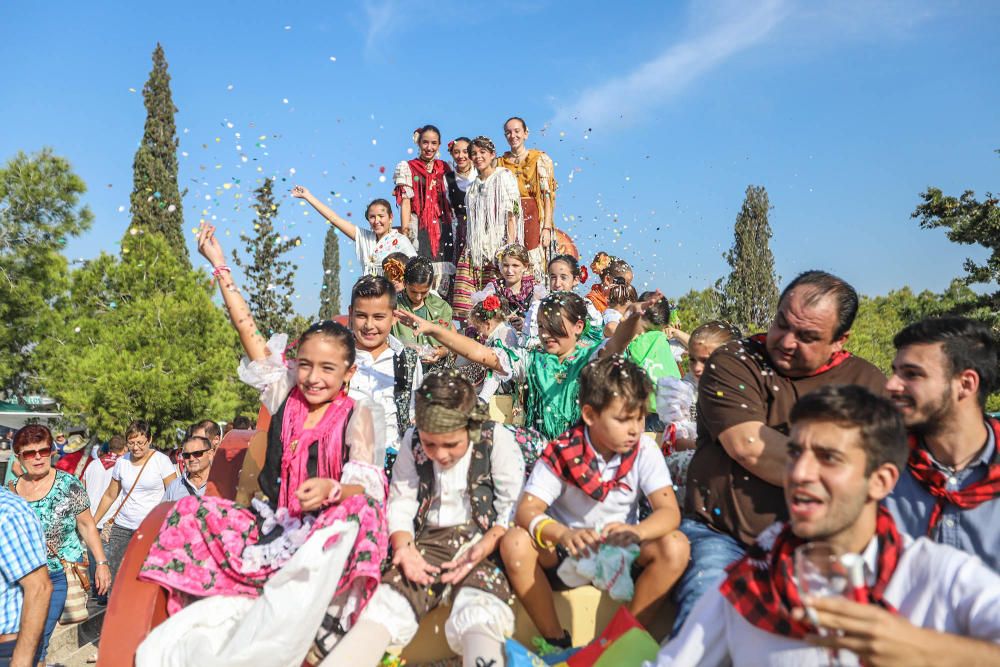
[393,544,440,586]
[295,478,340,512]
[393,309,435,336]
[440,539,489,584]
[601,522,642,547]
[197,223,227,268]
[291,185,311,199]
[626,289,665,319]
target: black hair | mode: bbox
[601,257,632,281]
[298,320,357,366]
[351,275,397,310]
[791,384,908,475]
[639,294,673,326]
[365,198,394,219]
[181,435,212,451]
[893,316,999,408]
[548,254,582,279]
[504,116,528,132]
[449,137,472,154]
[607,278,637,308]
[537,291,589,339]
[579,354,651,415]
[779,270,859,340]
[231,416,253,430]
[416,124,442,142]
[403,256,435,287]
[125,420,151,441]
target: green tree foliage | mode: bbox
[128,43,187,266]
[319,226,342,320]
[911,149,1000,327]
[231,178,301,338]
[0,149,93,396]
[719,185,779,333]
[36,233,249,442]
[673,287,723,332]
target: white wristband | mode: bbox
[528,513,551,537]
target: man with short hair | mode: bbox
[0,488,52,667]
[884,316,1000,570]
[191,419,223,451]
[348,276,423,472]
[163,436,214,502]
[654,385,1000,666]
[231,415,253,431]
[673,271,887,632]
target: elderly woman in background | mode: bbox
[9,425,111,663]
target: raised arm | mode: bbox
[291,185,358,241]
[602,290,664,357]
[198,223,268,361]
[394,309,504,372]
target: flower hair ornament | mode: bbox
[447,140,455,151]
[412,128,423,144]
[481,295,502,313]
[383,258,405,283]
[590,252,612,277]
[579,265,590,283]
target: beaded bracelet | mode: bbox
[212,265,232,277]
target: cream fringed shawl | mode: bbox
[465,166,524,265]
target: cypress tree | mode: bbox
[719,185,779,332]
[231,178,301,337]
[127,43,187,266]
[318,226,342,320]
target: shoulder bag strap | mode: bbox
[106,454,153,528]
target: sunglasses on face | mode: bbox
[19,447,53,459]
[181,448,210,460]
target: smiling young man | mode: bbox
[348,276,423,472]
[883,316,1000,570]
[653,385,1000,666]
[674,271,887,633]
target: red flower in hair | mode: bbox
[482,295,501,312]
[580,266,590,283]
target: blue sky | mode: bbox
[2,0,998,317]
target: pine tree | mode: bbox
[231,178,301,337]
[127,43,187,266]
[318,226,342,319]
[719,185,779,332]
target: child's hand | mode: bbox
[626,289,664,319]
[558,527,601,558]
[394,309,434,336]
[393,543,440,586]
[197,223,227,268]
[601,522,642,547]
[440,539,490,584]
[295,478,340,512]
[291,185,310,199]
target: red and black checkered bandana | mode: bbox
[719,505,903,639]
[539,424,640,502]
[907,418,1000,534]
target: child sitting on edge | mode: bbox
[475,244,546,326]
[500,355,690,650]
[320,371,525,667]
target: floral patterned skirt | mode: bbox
[139,493,387,622]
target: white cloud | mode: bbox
[551,0,790,129]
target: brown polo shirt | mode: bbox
[685,336,886,546]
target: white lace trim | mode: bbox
[444,587,515,654]
[239,499,316,574]
[341,461,386,503]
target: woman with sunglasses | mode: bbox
[9,425,112,664]
[93,420,176,581]
[162,436,214,502]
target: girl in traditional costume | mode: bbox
[394,125,457,297]
[523,254,603,347]
[320,371,525,667]
[445,137,476,264]
[136,224,389,666]
[472,244,545,325]
[390,257,454,372]
[293,186,415,278]
[395,291,662,441]
[603,277,638,337]
[498,117,557,281]
[452,136,523,323]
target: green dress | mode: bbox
[498,339,603,439]
[627,330,682,412]
[392,291,453,349]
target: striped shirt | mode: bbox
[0,489,48,634]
